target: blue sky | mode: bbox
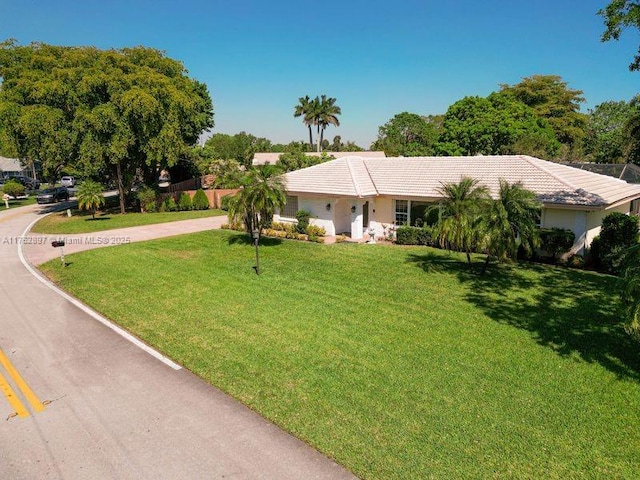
[2,0,639,148]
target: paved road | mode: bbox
[0,203,356,480]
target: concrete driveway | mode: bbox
[0,204,356,479]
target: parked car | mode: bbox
[36,187,69,204]
[60,176,75,187]
[3,174,40,190]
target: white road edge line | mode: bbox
[17,213,182,371]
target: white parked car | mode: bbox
[60,176,75,187]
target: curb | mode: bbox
[17,212,182,371]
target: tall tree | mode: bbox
[315,95,341,153]
[479,180,540,274]
[599,1,640,71]
[0,41,214,214]
[433,177,490,265]
[436,93,560,157]
[500,75,587,160]
[227,165,287,240]
[584,98,640,163]
[372,112,438,156]
[293,95,317,149]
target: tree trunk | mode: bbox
[308,125,313,149]
[320,127,325,153]
[317,125,321,153]
[466,251,472,264]
[116,160,126,215]
[480,255,491,275]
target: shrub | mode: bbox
[2,180,25,198]
[596,212,639,274]
[136,186,158,213]
[539,228,575,260]
[164,196,178,212]
[178,191,192,211]
[296,210,311,234]
[566,254,585,269]
[220,194,232,211]
[396,226,432,245]
[192,189,210,210]
[306,224,326,237]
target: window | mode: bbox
[394,199,408,225]
[281,195,298,218]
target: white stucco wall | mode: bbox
[542,203,633,254]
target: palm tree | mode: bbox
[433,177,490,265]
[77,180,105,220]
[227,165,287,240]
[479,179,540,274]
[293,95,317,149]
[315,95,341,153]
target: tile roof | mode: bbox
[282,155,640,208]
[0,156,22,173]
[253,151,385,166]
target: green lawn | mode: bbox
[40,230,640,479]
[2,195,38,207]
[31,207,226,234]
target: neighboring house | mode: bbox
[253,151,386,166]
[564,162,640,184]
[0,156,28,176]
[275,155,640,254]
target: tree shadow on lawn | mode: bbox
[226,234,283,247]
[407,252,640,381]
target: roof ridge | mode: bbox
[520,155,580,191]
[362,158,380,196]
[345,157,362,197]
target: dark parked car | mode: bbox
[36,187,69,204]
[3,174,40,190]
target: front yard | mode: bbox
[40,230,640,479]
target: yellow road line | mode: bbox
[0,348,45,414]
[0,370,29,418]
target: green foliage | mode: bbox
[293,94,341,152]
[0,40,214,214]
[621,244,640,339]
[226,165,286,239]
[371,112,438,156]
[136,186,157,213]
[480,179,541,264]
[276,144,334,172]
[500,75,587,160]
[599,1,640,70]
[539,228,576,260]
[191,189,210,210]
[295,209,311,233]
[436,93,560,158]
[595,212,640,274]
[163,196,178,212]
[201,132,271,169]
[584,98,640,163]
[76,180,105,219]
[433,177,490,263]
[305,224,326,237]
[395,226,433,245]
[2,179,25,198]
[178,191,193,211]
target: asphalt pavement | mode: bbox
[0,203,356,480]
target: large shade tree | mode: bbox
[0,41,214,214]
[584,97,640,163]
[436,93,560,158]
[500,75,587,160]
[371,112,439,156]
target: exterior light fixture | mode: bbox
[351,205,356,213]
[326,203,331,211]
